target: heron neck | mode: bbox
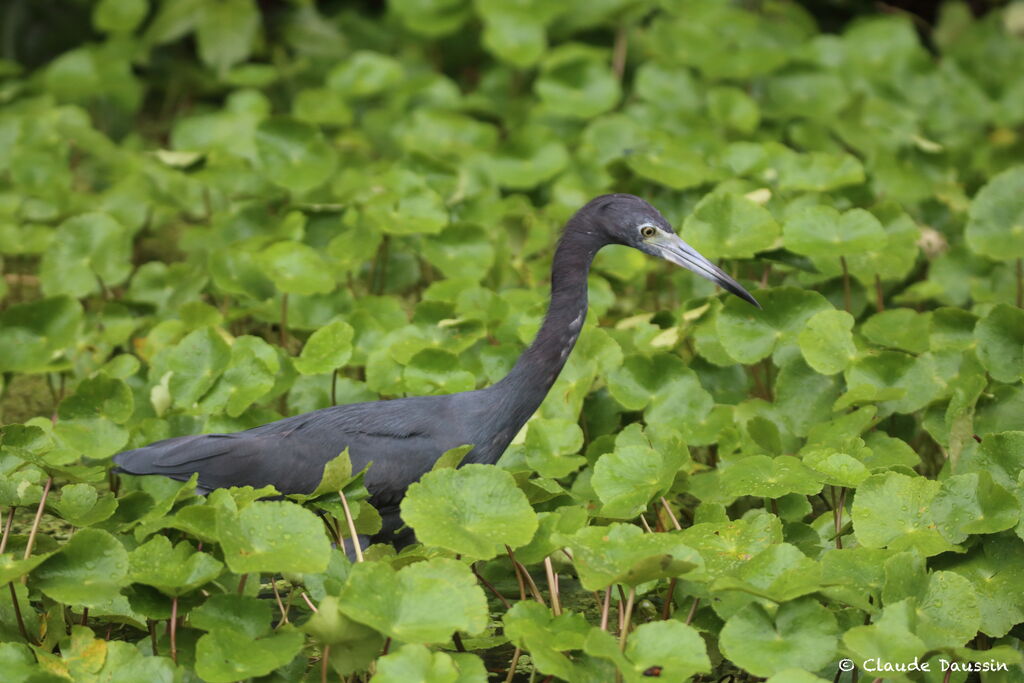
[485,226,603,447]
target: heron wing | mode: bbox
[113,394,467,501]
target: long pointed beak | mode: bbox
[656,235,761,308]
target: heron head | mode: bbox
[587,193,761,309]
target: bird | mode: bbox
[114,193,760,550]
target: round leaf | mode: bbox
[255,117,337,194]
[797,309,856,375]
[294,320,354,375]
[34,528,128,607]
[338,558,488,643]
[966,165,1024,261]
[217,500,331,574]
[719,598,838,678]
[401,464,538,559]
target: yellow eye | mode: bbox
[640,225,657,238]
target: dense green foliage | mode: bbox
[2,0,1024,680]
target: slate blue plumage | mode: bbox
[114,194,759,548]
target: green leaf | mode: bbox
[783,206,884,261]
[338,558,488,643]
[0,296,82,373]
[361,168,449,234]
[195,628,304,683]
[845,351,943,415]
[622,620,711,682]
[717,288,832,364]
[682,193,779,259]
[299,596,383,675]
[255,118,338,194]
[939,536,1024,638]
[191,593,272,638]
[258,240,336,295]
[719,598,838,678]
[524,417,585,478]
[403,348,476,395]
[711,543,824,619]
[504,602,589,680]
[0,552,55,586]
[720,455,823,499]
[34,528,128,607]
[196,0,259,73]
[564,524,703,590]
[535,44,620,119]
[375,644,485,683]
[217,500,331,574]
[128,535,223,596]
[294,320,354,375]
[198,335,280,417]
[852,472,954,556]
[51,483,117,527]
[401,464,538,559]
[930,472,1019,543]
[777,151,865,192]
[862,309,931,354]
[975,303,1024,383]
[326,51,404,97]
[592,441,680,519]
[843,600,927,673]
[166,327,231,408]
[797,309,857,375]
[93,0,148,33]
[965,165,1024,261]
[390,0,471,37]
[39,213,131,298]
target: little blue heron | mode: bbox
[114,194,759,548]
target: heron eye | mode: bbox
[640,225,657,238]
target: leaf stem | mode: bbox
[506,545,544,604]
[272,579,289,626]
[612,26,628,80]
[661,578,676,620]
[543,556,561,616]
[505,647,522,683]
[472,562,511,610]
[660,497,682,531]
[833,486,847,549]
[338,490,363,563]
[8,584,31,643]
[0,506,14,554]
[170,595,178,664]
[599,586,612,631]
[23,477,52,563]
[302,592,319,613]
[321,644,330,683]
[618,587,635,651]
[685,597,700,625]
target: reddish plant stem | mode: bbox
[302,592,319,613]
[8,583,31,643]
[661,578,677,620]
[472,563,511,610]
[237,573,248,594]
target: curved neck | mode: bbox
[482,224,604,448]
